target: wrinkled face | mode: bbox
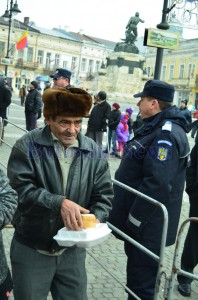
[137,96,156,119]
[46,116,82,147]
[53,77,69,88]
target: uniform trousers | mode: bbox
[177,199,198,284]
[10,238,87,300]
[124,241,159,300]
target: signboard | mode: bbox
[144,28,180,50]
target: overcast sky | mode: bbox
[1,0,198,41]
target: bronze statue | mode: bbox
[125,12,144,44]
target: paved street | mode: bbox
[1,96,198,299]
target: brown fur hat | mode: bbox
[42,87,92,118]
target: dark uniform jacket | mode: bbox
[88,100,111,132]
[108,105,190,249]
[186,140,198,202]
[7,126,113,253]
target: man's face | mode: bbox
[137,96,156,119]
[46,116,82,147]
[180,102,186,109]
[53,77,69,88]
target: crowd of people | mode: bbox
[0,70,198,300]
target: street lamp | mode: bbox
[1,0,21,77]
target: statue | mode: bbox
[114,11,144,53]
[125,12,144,45]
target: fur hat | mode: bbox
[42,87,92,118]
[31,81,38,88]
[112,102,120,110]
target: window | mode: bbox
[81,58,86,72]
[54,54,60,68]
[0,41,5,56]
[17,49,24,59]
[88,59,93,74]
[191,64,196,78]
[37,50,44,64]
[71,57,77,70]
[15,77,21,89]
[27,47,33,62]
[25,78,30,90]
[63,61,68,68]
[179,64,184,79]
[161,66,166,81]
[95,60,100,72]
[46,53,52,67]
[169,65,174,80]
[9,43,15,57]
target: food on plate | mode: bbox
[81,214,96,229]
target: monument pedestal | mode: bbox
[91,51,147,100]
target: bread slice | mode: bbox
[81,214,96,229]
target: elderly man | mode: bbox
[108,80,190,300]
[50,68,73,89]
[7,87,113,300]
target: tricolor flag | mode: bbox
[16,30,28,50]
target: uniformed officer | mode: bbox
[108,80,190,300]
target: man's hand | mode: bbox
[61,199,90,231]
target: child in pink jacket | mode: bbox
[116,113,129,158]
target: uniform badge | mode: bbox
[157,147,168,161]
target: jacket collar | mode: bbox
[34,125,93,152]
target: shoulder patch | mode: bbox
[157,147,169,161]
[162,121,172,132]
[157,140,172,146]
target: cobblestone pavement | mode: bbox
[1,98,198,299]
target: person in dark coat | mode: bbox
[103,102,121,155]
[125,107,134,140]
[177,140,198,297]
[0,78,11,126]
[108,80,190,300]
[86,91,111,148]
[7,87,113,300]
[25,81,42,131]
[179,99,192,125]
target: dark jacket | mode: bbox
[179,107,192,125]
[186,140,198,202]
[0,169,17,285]
[7,126,113,253]
[25,89,42,114]
[0,86,11,120]
[108,109,121,130]
[108,105,190,249]
[127,117,134,134]
[88,100,111,131]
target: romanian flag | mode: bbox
[16,30,28,50]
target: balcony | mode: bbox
[15,58,39,70]
[171,77,191,89]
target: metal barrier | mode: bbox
[166,217,198,299]
[107,178,169,300]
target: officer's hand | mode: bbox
[60,199,90,231]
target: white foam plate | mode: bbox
[53,223,112,248]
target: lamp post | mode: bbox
[1,0,21,78]
[153,0,170,79]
